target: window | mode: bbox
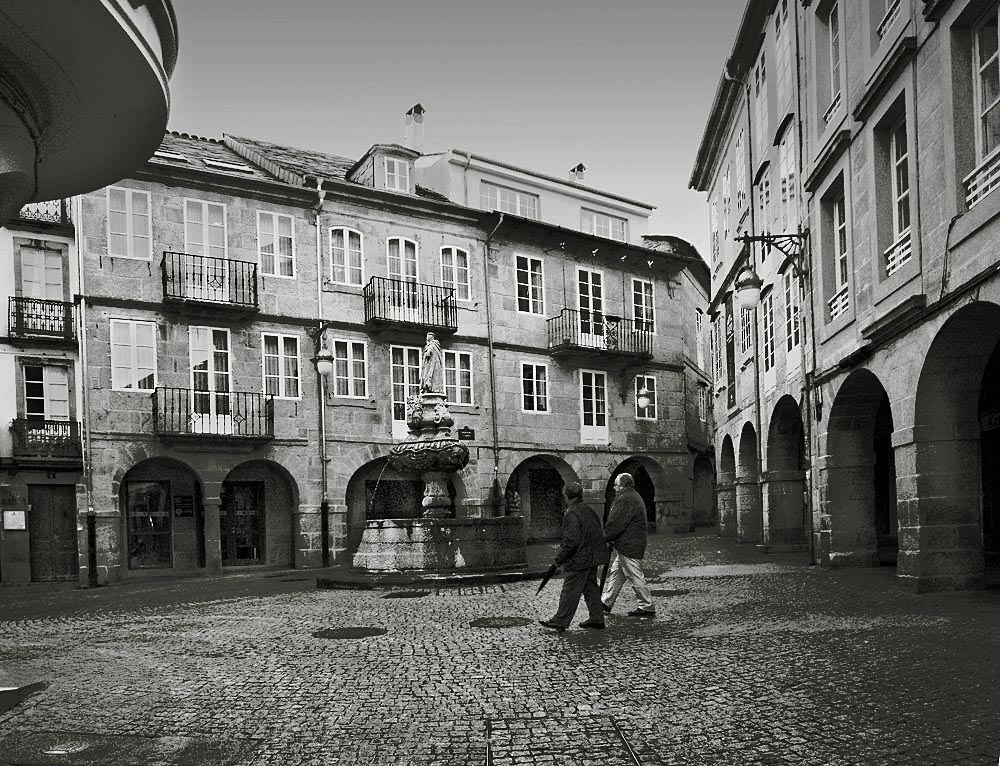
[332,339,367,398]
[761,293,775,373]
[779,132,797,231]
[722,166,732,243]
[826,2,842,119]
[712,317,724,381]
[784,272,800,352]
[695,310,706,369]
[735,131,747,210]
[391,345,421,425]
[753,51,768,151]
[698,386,710,422]
[19,246,65,301]
[189,327,231,425]
[107,187,151,260]
[258,211,294,277]
[632,278,655,333]
[441,247,471,301]
[710,200,720,263]
[883,115,912,276]
[581,209,627,242]
[387,237,418,282]
[756,168,772,232]
[635,375,657,420]
[480,181,539,219]
[330,227,363,286]
[828,193,851,319]
[23,365,69,421]
[875,0,901,40]
[521,363,548,412]
[516,255,545,314]
[775,0,791,107]
[111,319,156,391]
[975,8,1000,160]
[262,333,300,399]
[740,308,753,354]
[384,158,411,192]
[184,199,226,259]
[444,351,472,405]
[580,370,608,444]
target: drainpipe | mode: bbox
[482,213,504,513]
[461,150,473,207]
[313,178,330,566]
[73,194,98,586]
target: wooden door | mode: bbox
[28,485,78,582]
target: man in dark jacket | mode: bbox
[539,482,609,632]
[602,472,655,617]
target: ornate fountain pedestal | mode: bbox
[351,391,526,573]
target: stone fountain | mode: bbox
[351,332,525,573]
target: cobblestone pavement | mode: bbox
[2,533,1000,765]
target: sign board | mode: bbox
[3,510,26,530]
[457,426,475,441]
[173,495,195,517]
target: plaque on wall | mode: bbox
[3,510,26,530]
[457,426,475,440]
[173,495,195,517]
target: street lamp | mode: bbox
[735,266,764,310]
[733,231,809,310]
[636,387,651,412]
[312,343,334,567]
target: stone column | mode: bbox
[202,497,223,575]
[734,477,762,543]
[716,470,737,537]
[294,503,323,569]
[818,460,877,568]
[761,469,807,547]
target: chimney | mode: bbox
[569,162,586,182]
[403,103,425,154]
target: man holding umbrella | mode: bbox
[538,481,609,633]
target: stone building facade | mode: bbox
[692,0,1000,590]
[1,122,711,585]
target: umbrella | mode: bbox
[535,563,558,595]
[598,545,614,592]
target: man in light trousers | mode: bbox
[601,472,655,617]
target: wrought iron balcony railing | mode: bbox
[152,387,273,440]
[10,419,82,459]
[8,297,75,342]
[161,251,259,310]
[547,309,653,357]
[16,200,72,227]
[964,148,1000,209]
[362,277,458,334]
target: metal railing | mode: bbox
[876,0,900,39]
[8,297,75,340]
[883,229,912,277]
[546,309,652,356]
[17,200,72,225]
[363,277,457,331]
[823,92,842,124]
[964,149,1000,208]
[152,387,273,439]
[11,419,82,458]
[828,284,850,321]
[161,251,258,308]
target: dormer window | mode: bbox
[385,158,411,193]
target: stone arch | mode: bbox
[823,368,894,568]
[692,452,716,528]
[504,454,581,543]
[120,456,203,572]
[221,460,298,568]
[764,395,807,546]
[736,422,762,543]
[605,456,671,529]
[911,301,1000,589]
[717,435,737,537]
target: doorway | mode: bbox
[28,485,78,582]
[221,481,265,565]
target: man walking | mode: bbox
[539,482,609,633]
[602,472,655,618]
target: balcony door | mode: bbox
[390,345,421,440]
[580,370,609,444]
[190,327,232,434]
[19,246,67,336]
[22,364,71,450]
[387,237,419,321]
[577,267,605,348]
[184,200,229,302]
[221,481,265,566]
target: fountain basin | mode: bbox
[352,517,526,572]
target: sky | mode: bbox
[166,0,743,257]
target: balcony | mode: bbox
[363,277,458,335]
[153,387,273,444]
[8,297,76,345]
[9,419,82,468]
[828,284,850,321]
[964,149,1000,209]
[12,200,73,232]
[546,309,653,365]
[883,229,912,278]
[161,252,259,316]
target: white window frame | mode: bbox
[331,338,368,399]
[515,254,545,315]
[635,374,657,421]
[753,51,768,151]
[440,246,471,302]
[974,7,1000,161]
[384,157,411,193]
[261,333,301,400]
[257,211,295,279]
[761,293,775,373]
[735,130,747,210]
[757,169,771,234]
[890,117,911,239]
[23,363,70,422]
[828,2,842,111]
[779,132,797,231]
[834,194,849,290]
[107,187,152,260]
[775,0,791,106]
[579,370,609,444]
[387,236,418,282]
[581,209,627,242]
[480,181,539,219]
[184,198,228,259]
[521,363,548,413]
[110,318,157,391]
[632,278,656,334]
[189,326,232,432]
[330,227,364,286]
[444,350,473,406]
[390,344,421,439]
[784,271,801,352]
[740,308,753,355]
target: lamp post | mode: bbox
[313,346,334,567]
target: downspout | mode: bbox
[313,178,330,566]
[461,150,473,207]
[482,213,504,513]
[74,194,98,586]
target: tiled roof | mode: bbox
[152,132,279,181]
[225,135,356,183]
